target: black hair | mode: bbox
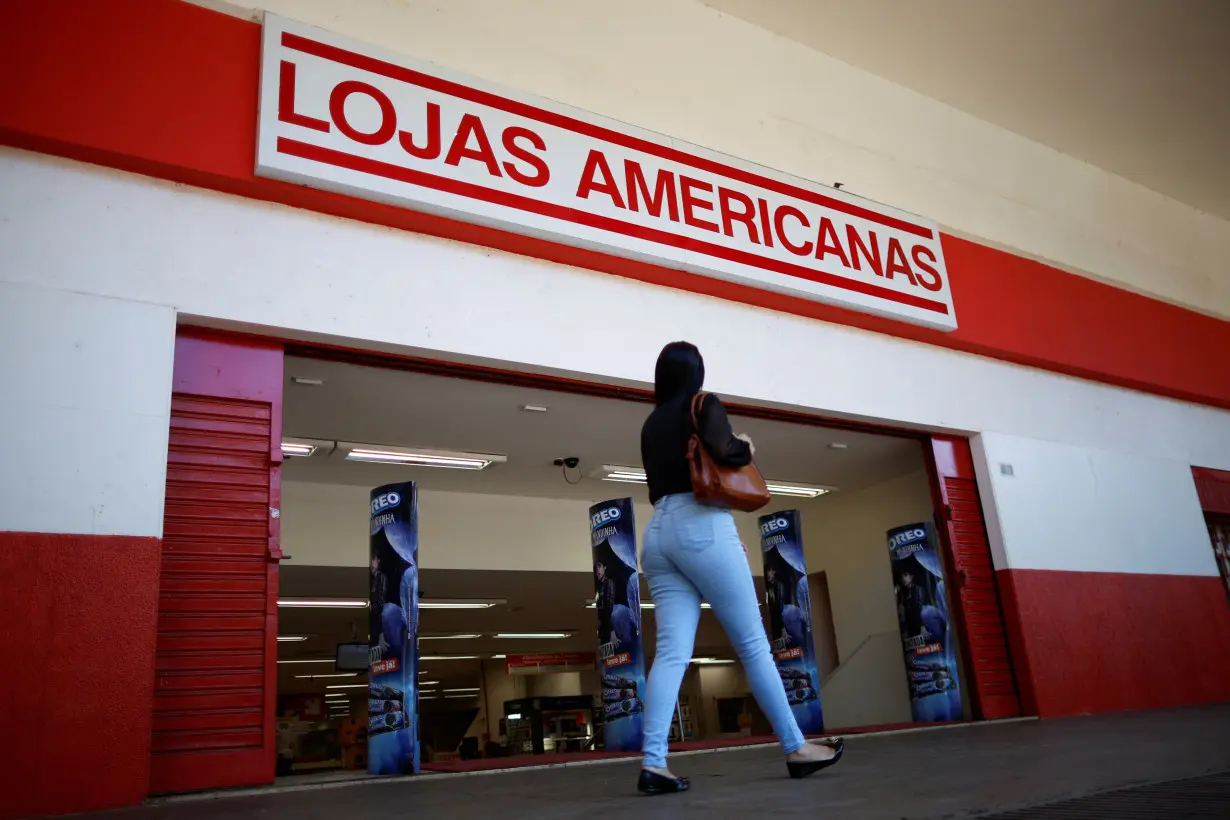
[654,341,705,404]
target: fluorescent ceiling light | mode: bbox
[278,598,367,609]
[443,688,480,693]
[277,659,334,665]
[277,635,310,642]
[280,598,504,610]
[420,655,480,661]
[281,442,316,458]
[325,694,348,699]
[419,599,504,610]
[420,634,481,641]
[445,694,479,699]
[586,601,710,610]
[507,712,522,721]
[326,684,369,690]
[295,673,359,679]
[490,654,506,660]
[765,482,832,499]
[691,657,735,665]
[599,465,648,484]
[419,681,440,686]
[341,443,506,470]
[598,465,833,498]
[494,633,570,640]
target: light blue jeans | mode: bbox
[640,493,805,768]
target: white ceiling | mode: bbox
[281,356,926,499]
[704,0,1230,220]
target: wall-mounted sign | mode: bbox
[505,653,597,676]
[257,15,956,331]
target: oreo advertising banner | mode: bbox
[368,483,420,775]
[887,523,962,722]
[589,497,645,752]
[759,510,824,734]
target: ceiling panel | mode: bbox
[281,356,927,499]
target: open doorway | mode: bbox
[271,354,955,774]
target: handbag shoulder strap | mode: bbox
[689,391,710,433]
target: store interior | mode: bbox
[273,356,952,774]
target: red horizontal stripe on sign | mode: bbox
[280,31,934,240]
[277,137,949,314]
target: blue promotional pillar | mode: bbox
[759,509,825,733]
[368,482,420,774]
[887,523,962,722]
[589,497,646,751]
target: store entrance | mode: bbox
[270,351,1005,776]
[155,331,1022,791]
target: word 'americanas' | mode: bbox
[281,64,941,293]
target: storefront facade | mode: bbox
[2,1,1230,817]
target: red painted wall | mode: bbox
[0,532,162,819]
[2,0,1229,411]
[997,569,1230,718]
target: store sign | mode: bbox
[505,653,597,676]
[256,16,957,331]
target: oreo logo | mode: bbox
[591,507,621,529]
[889,528,927,549]
[760,517,789,537]
[371,491,402,516]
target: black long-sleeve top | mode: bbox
[641,392,752,504]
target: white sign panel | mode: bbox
[256,15,957,331]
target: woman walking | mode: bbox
[637,341,843,795]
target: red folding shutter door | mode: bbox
[928,437,1023,720]
[1193,467,1230,603]
[151,332,285,794]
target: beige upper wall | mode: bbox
[189,0,1230,318]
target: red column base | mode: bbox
[0,532,161,819]
[998,568,1230,718]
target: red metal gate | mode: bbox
[1193,468,1230,605]
[150,333,284,794]
[929,437,1023,720]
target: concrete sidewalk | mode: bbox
[110,705,1230,820]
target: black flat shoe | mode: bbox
[638,769,691,795]
[786,738,844,780]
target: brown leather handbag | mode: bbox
[687,392,771,512]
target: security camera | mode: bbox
[553,457,580,470]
